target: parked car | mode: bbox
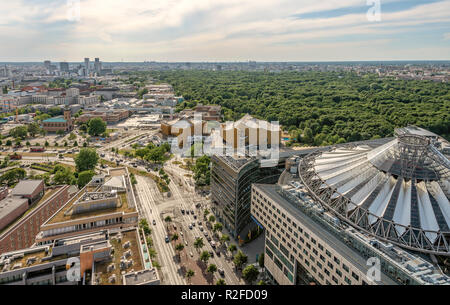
[165,236,170,243]
[193,215,197,219]
[218,268,224,276]
[197,221,202,226]
[199,226,204,232]
[188,224,193,230]
[181,209,185,214]
[209,251,214,257]
[152,220,156,225]
[191,222,195,227]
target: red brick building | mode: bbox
[42,109,73,133]
[0,185,70,254]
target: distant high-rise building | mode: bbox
[84,58,90,76]
[60,62,69,72]
[94,58,102,74]
[44,60,51,72]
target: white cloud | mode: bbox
[0,0,449,61]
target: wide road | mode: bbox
[135,175,185,285]
[167,175,243,285]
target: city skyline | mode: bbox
[0,0,449,62]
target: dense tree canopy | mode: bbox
[88,118,107,136]
[148,70,450,145]
[75,148,99,172]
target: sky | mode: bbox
[0,0,449,62]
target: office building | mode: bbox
[84,58,90,76]
[251,183,450,285]
[211,155,284,238]
[35,168,138,245]
[59,62,69,72]
[94,58,101,74]
[0,227,160,285]
[221,114,281,149]
[250,129,450,285]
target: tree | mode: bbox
[74,148,99,172]
[193,155,211,186]
[56,129,65,136]
[0,168,26,186]
[45,141,49,147]
[26,141,30,147]
[77,170,95,188]
[216,279,226,285]
[207,264,217,275]
[258,253,265,268]
[9,126,28,139]
[228,244,237,256]
[171,233,179,241]
[53,167,76,185]
[73,140,78,147]
[6,140,12,146]
[200,251,211,264]
[257,280,266,285]
[139,219,151,235]
[220,234,230,245]
[208,215,216,223]
[164,215,172,222]
[27,122,41,137]
[175,243,184,259]
[242,265,259,284]
[213,222,223,233]
[68,132,77,141]
[186,269,195,284]
[233,250,248,270]
[194,237,204,252]
[88,118,106,136]
[203,209,210,219]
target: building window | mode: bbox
[342,264,349,273]
[352,272,359,281]
[334,257,340,265]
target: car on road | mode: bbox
[165,235,170,243]
[181,209,185,214]
[215,250,221,257]
[199,226,203,232]
[206,236,211,241]
[197,221,202,226]
[100,153,105,157]
[188,224,193,230]
[209,251,214,257]
[152,220,156,225]
[190,210,194,215]
[193,215,197,219]
[218,268,225,277]
[191,222,195,227]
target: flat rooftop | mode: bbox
[0,188,59,236]
[46,177,134,225]
[94,229,144,285]
[11,180,43,196]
